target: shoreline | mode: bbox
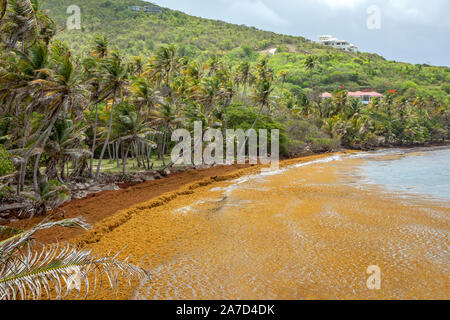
[74,151,355,248]
[79,148,449,300]
[6,143,449,245]
[6,152,338,245]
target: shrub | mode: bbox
[0,145,14,177]
[309,137,340,152]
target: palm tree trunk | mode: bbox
[160,132,166,167]
[135,141,141,168]
[95,92,116,180]
[89,104,99,178]
[107,143,112,162]
[239,102,266,156]
[146,144,151,169]
[33,153,42,193]
[116,141,120,168]
[122,142,131,175]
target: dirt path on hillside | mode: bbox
[10,164,249,245]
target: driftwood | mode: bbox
[0,203,31,213]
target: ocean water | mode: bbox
[359,147,450,200]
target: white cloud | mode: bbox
[385,0,449,28]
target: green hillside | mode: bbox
[44,0,304,57]
[44,0,449,99]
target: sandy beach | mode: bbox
[57,151,449,300]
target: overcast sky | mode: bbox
[149,0,450,67]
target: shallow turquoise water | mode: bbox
[360,147,450,200]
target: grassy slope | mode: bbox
[43,0,450,99]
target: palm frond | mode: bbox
[0,243,149,300]
[0,217,91,254]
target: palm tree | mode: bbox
[304,55,318,89]
[15,42,86,194]
[304,55,319,71]
[151,102,180,167]
[112,103,155,175]
[44,116,90,182]
[0,0,7,23]
[95,51,129,180]
[32,0,56,46]
[0,0,38,51]
[130,77,158,119]
[149,44,178,87]
[81,56,103,177]
[90,35,108,59]
[277,70,288,90]
[237,58,274,155]
[130,56,144,77]
[237,61,250,99]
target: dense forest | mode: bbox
[0,0,449,211]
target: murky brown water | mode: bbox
[88,153,450,300]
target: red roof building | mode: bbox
[320,91,383,104]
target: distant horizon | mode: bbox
[149,0,450,68]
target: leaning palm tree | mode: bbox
[149,44,178,87]
[90,35,108,59]
[0,0,38,51]
[112,103,155,174]
[0,217,148,300]
[130,77,159,119]
[13,41,86,194]
[151,102,181,167]
[0,0,7,23]
[95,51,129,180]
[238,60,274,155]
[19,43,86,191]
[44,116,91,182]
[237,61,251,99]
[304,55,319,71]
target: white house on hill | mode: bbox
[130,5,162,13]
[318,35,358,53]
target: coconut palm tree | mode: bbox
[81,56,103,177]
[149,44,178,87]
[112,103,155,174]
[90,35,108,59]
[0,0,7,23]
[130,77,158,119]
[0,0,39,51]
[44,116,90,182]
[95,51,129,180]
[151,102,181,167]
[304,55,319,71]
[10,42,86,194]
[277,70,288,91]
[237,61,250,98]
